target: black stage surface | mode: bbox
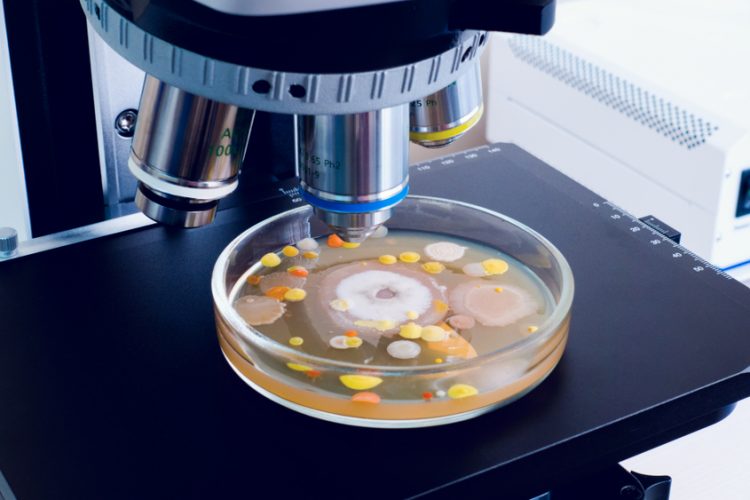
[2,144,750,499]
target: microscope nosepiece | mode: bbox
[129,76,254,227]
[409,62,483,148]
[296,105,410,242]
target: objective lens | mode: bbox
[295,104,410,242]
[130,75,255,227]
[409,62,483,148]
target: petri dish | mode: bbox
[212,196,573,428]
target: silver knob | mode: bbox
[0,227,18,258]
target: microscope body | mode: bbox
[81,0,555,241]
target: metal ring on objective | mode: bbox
[128,157,238,201]
[409,104,484,142]
[298,177,409,204]
[409,103,484,133]
[130,153,241,190]
[300,185,409,213]
[135,183,218,228]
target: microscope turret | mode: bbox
[81,0,555,240]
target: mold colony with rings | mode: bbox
[230,227,554,408]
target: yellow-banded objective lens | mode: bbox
[408,62,484,149]
[409,104,483,147]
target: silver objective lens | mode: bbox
[409,61,483,148]
[130,75,255,227]
[295,104,410,243]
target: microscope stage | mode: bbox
[1,144,750,499]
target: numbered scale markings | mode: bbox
[593,200,732,280]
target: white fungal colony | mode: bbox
[387,340,422,359]
[424,241,466,262]
[335,270,433,324]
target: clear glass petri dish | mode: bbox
[212,196,573,428]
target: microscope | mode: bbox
[81,0,555,242]
[6,2,750,498]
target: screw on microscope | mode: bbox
[115,109,138,137]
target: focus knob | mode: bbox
[0,227,19,258]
